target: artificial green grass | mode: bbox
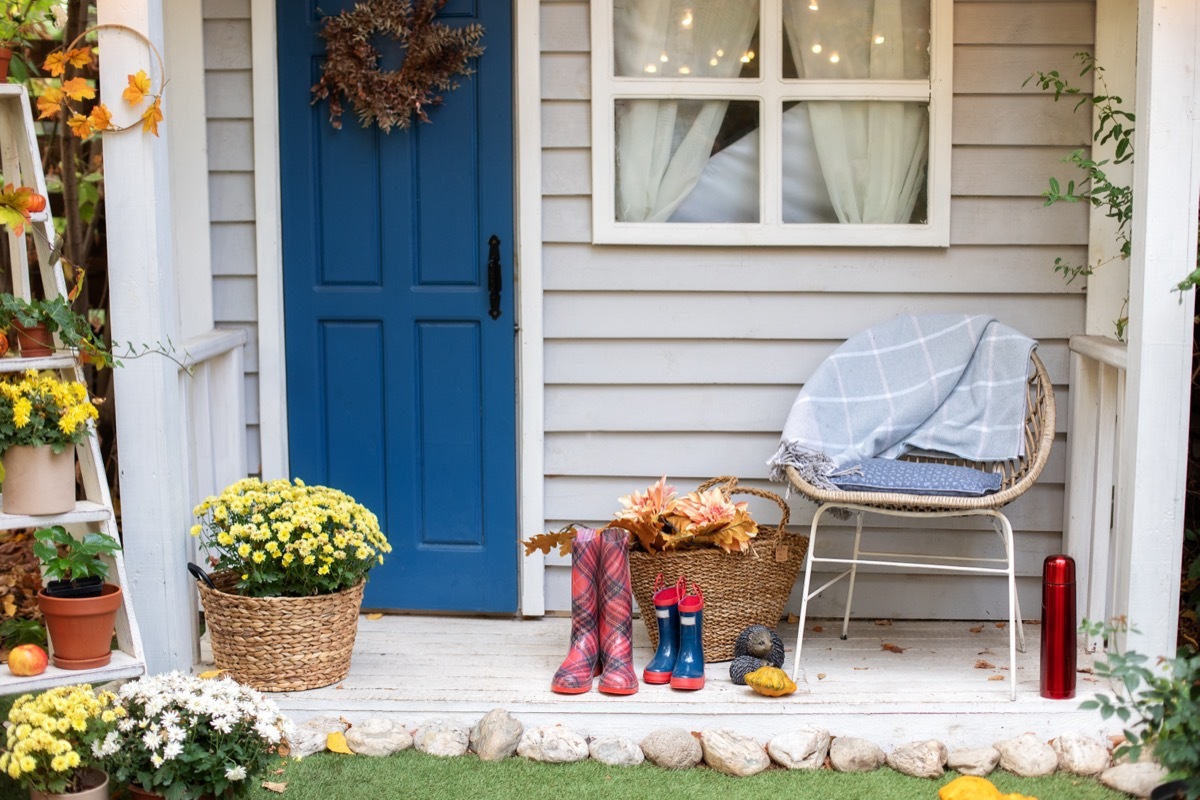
[239,750,1130,800]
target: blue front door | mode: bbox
[276,0,517,612]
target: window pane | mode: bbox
[782,101,928,224]
[615,99,760,223]
[781,0,930,80]
[614,0,760,78]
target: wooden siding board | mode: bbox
[544,340,1073,387]
[212,275,257,322]
[955,2,1095,45]
[208,173,256,222]
[541,243,1087,292]
[542,101,591,148]
[202,0,250,19]
[206,120,255,171]
[204,71,253,119]
[541,3,589,52]
[953,95,1092,146]
[952,146,1083,197]
[203,20,252,70]
[542,53,589,100]
[543,149,591,195]
[954,45,1094,95]
[542,292,1084,339]
[210,222,258,275]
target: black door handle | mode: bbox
[487,234,502,320]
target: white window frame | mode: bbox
[590,0,953,247]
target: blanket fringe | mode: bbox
[767,441,840,490]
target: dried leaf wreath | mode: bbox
[311,0,485,133]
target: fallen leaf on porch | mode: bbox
[787,614,799,624]
[994,622,1006,628]
[335,684,344,690]
[198,669,226,679]
[261,781,287,793]
[987,675,1005,681]
[874,619,893,626]
[969,625,984,633]
[974,660,995,669]
[812,625,824,633]
[881,643,906,654]
[1083,677,1098,683]
[1108,735,1127,748]
[817,673,826,680]
[326,732,354,754]
[1077,666,1094,674]
[853,667,869,670]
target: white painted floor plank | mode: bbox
[200,617,1116,750]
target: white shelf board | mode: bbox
[0,354,79,372]
[0,650,144,695]
[0,500,112,531]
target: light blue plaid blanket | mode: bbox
[768,314,1037,489]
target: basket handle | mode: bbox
[696,475,791,547]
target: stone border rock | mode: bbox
[290,711,1165,796]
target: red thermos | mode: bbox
[1040,554,1077,699]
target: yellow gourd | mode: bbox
[939,776,1037,800]
[743,666,797,697]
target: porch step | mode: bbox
[0,87,144,691]
[239,617,1118,751]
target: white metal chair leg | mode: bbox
[791,505,827,682]
[840,510,864,640]
[988,511,1018,701]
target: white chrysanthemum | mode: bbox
[150,753,164,768]
[142,729,160,751]
[163,741,183,760]
[225,765,247,781]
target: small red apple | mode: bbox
[8,644,48,676]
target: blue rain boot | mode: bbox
[670,584,705,690]
[642,575,684,684]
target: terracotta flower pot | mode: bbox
[30,768,109,800]
[12,320,56,357]
[1,444,75,514]
[127,786,213,800]
[37,583,122,669]
[0,46,12,83]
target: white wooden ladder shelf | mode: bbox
[0,84,145,693]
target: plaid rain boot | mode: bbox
[551,528,602,694]
[597,527,639,695]
[670,583,705,690]
[642,574,685,684]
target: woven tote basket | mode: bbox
[628,477,807,662]
[197,571,365,691]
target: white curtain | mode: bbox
[783,0,929,224]
[614,0,758,222]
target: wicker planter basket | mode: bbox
[197,571,365,691]
[628,477,808,662]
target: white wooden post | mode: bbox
[98,0,194,674]
[1113,0,1200,659]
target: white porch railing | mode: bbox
[177,327,248,662]
[1063,334,1128,652]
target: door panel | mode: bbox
[277,0,517,612]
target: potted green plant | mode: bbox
[0,1,57,81]
[1082,619,1200,800]
[0,368,99,514]
[0,293,114,365]
[0,683,119,800]
[32,525,123,670]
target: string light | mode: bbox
[661,52,669,62]
[644,64,658,73]
[709,58,719,66]
[716,49,724,57]
[740,50,755,63]
[678,65,691,74]
[829,52,840,63]
[811,43,822,54]
[681,10,693,27]
[809,2,818,9]
[874,35,885,44]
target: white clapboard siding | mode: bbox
[537,0,1092,615]
[204,2,260,472]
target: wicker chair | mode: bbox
[784,352,1055,700]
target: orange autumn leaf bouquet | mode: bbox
[524,477,759,557]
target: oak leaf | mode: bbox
[62,77,96,102]
[141,97,163,136]
[36,87,63,119]
[123,70,152,106]
[522,527,577,558]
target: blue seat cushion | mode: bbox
[830,457,1003,497]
